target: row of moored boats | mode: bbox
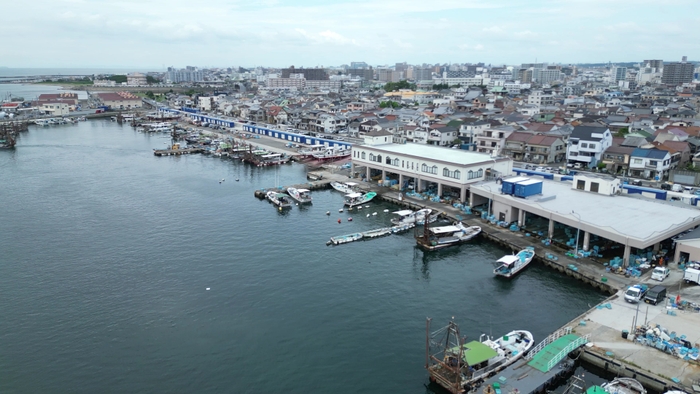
[34,117,86,126]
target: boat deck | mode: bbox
[480,334,586,394]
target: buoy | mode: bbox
[279,207,282,211]
[326,211,330,215]
[372,212,377,216]
[383,209,389,213]
[365,205,370,208]
[337,219,341,224]
[348,217,353,221]
[206,288,210,291]
[348,207,352,211]
[221,178,225,182]
[366,214,370,217]
[236,178,239,181]
[358,206,362,210]
[339,208,343,213]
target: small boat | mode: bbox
[330,181,358,194]
[493,247,535,278]
[391,222,415,233]
[287,187,312,204]
[265,191,292,208]
[344,191,377,208]
[391,208,436,226]
[426,319,534,393]
[328,232,363,245]
[416,221,481,251]
[601,378,647,394]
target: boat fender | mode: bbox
[337,219,341,224]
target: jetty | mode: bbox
[153,147,204,156]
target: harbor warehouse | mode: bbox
[352,130,512,202]
[470,174,700,265]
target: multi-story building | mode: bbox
[281,66,328,80]
[643,59,663,70]
[533,69,562,84]
[350,61,369,69]
[474,127,514,156]
[662,58,694,85]
[94,92,143,109]
[628,148,672,180]
[165,68,204,83]
[610,66,627,83]
[378,69,402,82]
[266,77,305,89]
[566,126,613,168]
[347,68,373,81]
[414,68,433,82]
[127,72,147,86]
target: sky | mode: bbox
[2,0,700,69]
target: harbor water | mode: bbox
[0,121,607,393]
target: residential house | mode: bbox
[628,148,672,180]
[474,127,514,156]
[656,140,691,168]
[566,126,613,168]
[427,125,459,146]
[525,134,566,164]
[600,137,642,174]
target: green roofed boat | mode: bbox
[425,319,534,393]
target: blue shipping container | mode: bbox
[514,179,543,198]
[501,176,530,195]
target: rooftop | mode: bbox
[365,143,506,166]
[471,178,700,247]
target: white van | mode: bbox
[651,267,670,281]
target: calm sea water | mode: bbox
[0,83,88,101]
[0,121,606,394]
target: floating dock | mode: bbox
[479,328,588,394]
[153,148,204,156]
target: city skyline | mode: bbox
[3,0,700,68]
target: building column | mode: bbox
[518,210,525,227]
[381,169,386,184]
[416,178,422,192]
[653,242,660,252]
[399,174,404,188]
[548,219,555,240]
[583,231,590,252]
[437,183,443,197]
[365,166,371,181]
[460,187,467,204]
[623,244,631,267]
[350,162,355,177]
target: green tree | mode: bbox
[614,127,629,138]
[146,75,159,84]
[383,80,416,92]
[107,75,127,83]
[145,91,155,99]
[379,100,400,108]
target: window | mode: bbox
[443,167,450,177]
[633,158,642,164]
[386,156,391,165]
[361,152,366,159]
[589,143,596,149]
[454,170,460,179]
[590,182,599,193]
[577,180,585,190]
[402,160,404,168]
[477,168,483,178]
[649,160,658,166]
[421,163,428,172]
[468,170,474,179]
[431,165,438,174]
[369,153,374,161]
[376,155,382,163]
[581,143,588,148]
[393,158,399,166]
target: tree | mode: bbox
[145,91,155,99]
[614,127,629,138]
[107,75,127,83]
[379,100,400,108]
[383,80,416,92]
[146,75,159,84]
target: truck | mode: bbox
[651,266,670,281]
[624,284,649,303]
[684,267,700,285]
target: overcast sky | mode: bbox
[3,0,700,69]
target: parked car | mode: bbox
[651,266,670,281]
[644,285,667,305]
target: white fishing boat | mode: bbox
[330,181,358,194]
[265,191,292,208]
[493,247,535,278]
[416,222,481,251]
[391,208,436,226]
[35,119,50,126]
[602,378,647,394]
[344,191,377,208]
[426,319,534,393]
[287,187,312,204]
[361,227,391,239]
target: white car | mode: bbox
[651,266,670,281]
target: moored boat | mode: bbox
[361,227,391,239]
[601,377,646,394]
[265,191,292,208]
[493,247,535,278]
[391,208,436,226]
[426,319,534,393]
[416,221,481,251]
[330,181,357,194]
[287,187,312,204]
[344,191,377,208]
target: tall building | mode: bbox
[533,69,561,84]
[395,62,408,73]
[643,59,663,70]
[414,68,433,81]
[347,68,373,81]
[165,68,204,83]
[662,58,694,85]
[281,66,328,80]
[611,66,627,83]
[445,70,476,78]
[350,61,369,69]
[378,69,402,82]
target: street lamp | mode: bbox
[571,211,581,257]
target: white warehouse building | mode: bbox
[351,130,512,202]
